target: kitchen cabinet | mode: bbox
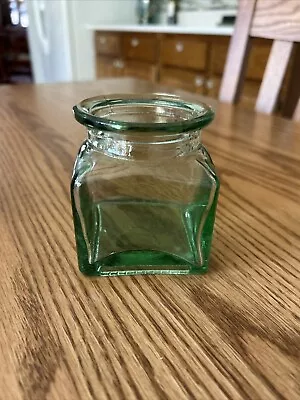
[95,31,280,107]
[123,33,158,63]
[95,33,121,57]
[160,67,205,94]
[123,60,157,82]
[96,56,124,78]
[161,34,207,70]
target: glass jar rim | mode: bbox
[73,93,214,134]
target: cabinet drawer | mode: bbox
[209,37,271,80]
[159,67,205,93]
[95,32,121,56]
[123,61,157,82]
[210,39,230,75]
[205,76,221,98]
[96,57,157,81]
[246,39,271,80]
[161,35,207,70]
[123,33,157,63]
[96,56,124,78]
[241,80,261,108]
[206,76,261,107]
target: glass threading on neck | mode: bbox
[73,94,214,159]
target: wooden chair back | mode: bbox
[219,0,300,121]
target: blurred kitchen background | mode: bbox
[0,0,237,81]
[2,0,285,108]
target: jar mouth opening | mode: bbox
[73,93,214,134]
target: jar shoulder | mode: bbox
[196,145,220,184]
[72,142,219,188]
[71,141,95,186]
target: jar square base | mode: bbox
[79,250,208,277]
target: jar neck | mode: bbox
[87,129,202,160]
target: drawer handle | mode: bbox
[195,76,204,87]
[99,36,107,45]
[131,38,140,47]
[176,42,184,53]
[113,59,124,69]
[206,79,214,89]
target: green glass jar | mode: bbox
[71,94,219,276]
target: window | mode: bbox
[9,0,28,28]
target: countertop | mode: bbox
[87,23,234,36]
[0,78,299,399]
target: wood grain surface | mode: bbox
[0,78,299,400]
[251,0,300,42]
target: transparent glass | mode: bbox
[71,94,219,276]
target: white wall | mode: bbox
[68,0,136,81]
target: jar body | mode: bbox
[71,136,219,276]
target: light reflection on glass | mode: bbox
[9,0,28,27]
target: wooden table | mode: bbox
[0,78,299,400]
